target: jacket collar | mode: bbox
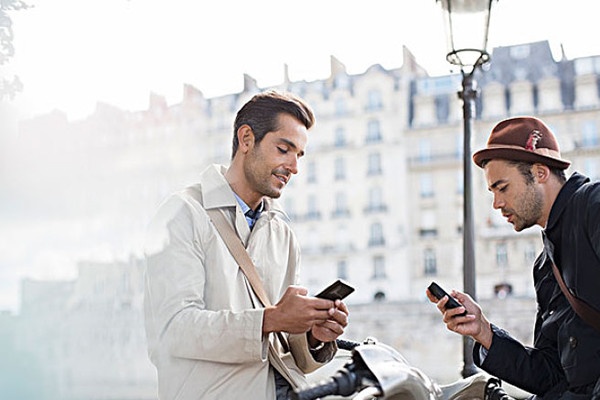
[200,165,237,210]
[199,164,288,218]
[545,172,589,231]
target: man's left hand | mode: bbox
[309,299,349,344]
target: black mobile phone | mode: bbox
[427,282,467,317]
[316,279,355,301]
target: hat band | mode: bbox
[486,143,562,159]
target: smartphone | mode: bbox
[427,282,467,317]
[316,279,355,301]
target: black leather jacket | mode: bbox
[474,173,600,399]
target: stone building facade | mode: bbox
[5,40,600,399]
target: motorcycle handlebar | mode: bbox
[292,341,380,400]
[336,338,361,351]
[292,378,340,400]
[292,365,365,400]
[485,378,515,400]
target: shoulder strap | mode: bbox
[183,187,273,308]
[183,188,299,387]
[205,208,273,308]
[205,207,299,387]
[551,262,600,332]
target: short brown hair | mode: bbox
[231,90,315,159]
[481,159,567,184]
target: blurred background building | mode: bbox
[3,40,599,399]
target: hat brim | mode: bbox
[473,147,571,169]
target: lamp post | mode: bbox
[435,0,497,378]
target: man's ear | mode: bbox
[533,163,550,183]
[236,125,255,154]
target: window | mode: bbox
[334,157,346,181]
[334,74,350,90]
[510,44,530,59]
[419,139,431,162]
[524,241,537,264]
[337,260,348,280]
[420,210,437,237]
[494,283,513,299]
[372,256,386,279]
[584,158,599,181]
[424,248,437,275]
[368,222,385,247]
[335,224,350,249]
[513,68,528,82]
[366,187,386,213]
[335,98,347,116]
[366,120,382,143]
[435,95,449,123]
[306,195,320,220]
[367,152,382,175]
[334,127,346,147]
[333,191,349,217]
[307,161,316,183]
[367,89,383,111]
[496,243,508,267]
[582,121,598,147]
[373,291,386,302]
[306,228,319,251]
[420,173,434,198]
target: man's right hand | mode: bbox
[262,286,336,335]
[426,289,494,350]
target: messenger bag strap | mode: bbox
[205,208,273,307]
[205,207,299,388]
[183,188,298,388]
[551,262,600,332]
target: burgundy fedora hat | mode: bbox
[473,116,570,169]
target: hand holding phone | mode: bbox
[427,282,467,317]
[316,279,354,301]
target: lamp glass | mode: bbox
[439,0,492,67]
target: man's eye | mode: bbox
[499,186,507,193]
[277,147,288,154]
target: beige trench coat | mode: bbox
[144,165,335,400]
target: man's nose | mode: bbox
[492,194,504,210]
[285,156,298,175]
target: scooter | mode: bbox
[293,338,513,400]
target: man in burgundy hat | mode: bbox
[427,116,600,399]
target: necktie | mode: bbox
[245,208,259,220]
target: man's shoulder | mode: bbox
[263,198,292,225]
[573,177,600,201]
[558,173,595,208]
[567,177,600,219]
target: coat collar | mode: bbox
[199,164,289,219]
[200,165,237,210]
[545,172,590,231]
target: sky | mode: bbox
[2,0,600,312]
[7,0,600,121]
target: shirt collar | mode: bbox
[232,192,264,215]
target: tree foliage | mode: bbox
[1,0,29,101]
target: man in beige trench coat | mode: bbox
[144,91,349,400]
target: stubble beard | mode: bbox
[508,183,544,231]
[243,149,284,199]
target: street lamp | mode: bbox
[435,0,497,378]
